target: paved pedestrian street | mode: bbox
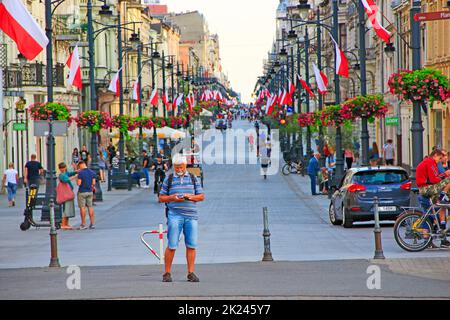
[0,121,449,299]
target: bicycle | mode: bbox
[394,193,450,252]
[153,169,167,197]
[282,160,304,176]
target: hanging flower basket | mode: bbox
[319,105,353,127]
[152,117,167,128]
[28,102,72,122]
[134,116,154,130]
[297,112,317,128]
[340,94,388,122]
[388,68,450,104]
[111,115,137,139]
[75,111,111,133]
[168,116,187,129]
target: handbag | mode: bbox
[56,181,75,204]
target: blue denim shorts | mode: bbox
[167,212,198,249]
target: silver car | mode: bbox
[329,166,411,228]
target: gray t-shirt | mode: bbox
[384,144,394,160]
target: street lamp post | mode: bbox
[410,0,424,181]
[150,42,159,157]
[358,1,369,166]
[135,34,143,158]
[304,27,312,159]
[42,0,56,219]
[332,0,345,186]
[162,50,166,118]
[87,0,103,201]
[117,12,126,173]
[316,7,325,167]
[296,38,304,160]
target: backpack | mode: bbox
[164,173,198,218]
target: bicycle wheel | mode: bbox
[290,163,298,174]
[393,210,432,252]
[282,164,291,175]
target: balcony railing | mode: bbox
[2,62,65,88]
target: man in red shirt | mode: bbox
[416,149,450,200]
[416,149,450,247]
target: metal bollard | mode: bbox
[48,199,61,268]
[262,207,274,262]
[373,197,385,259]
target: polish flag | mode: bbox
[162,90,170,109]
[331,36,349,78]
[361,0,391,43]
[280,89,288,106]
[175,93,184,110]
[186,93,194,112]
[66,45,82,90]
[299,78,315,98]
[0,0,49,60]
[265,96,275,115]
[200,92,206,102]
[288,79,296,96]
[132,79,140,103]
[108,69,121,97]
[149,88,158,107]
[313,63,328,95]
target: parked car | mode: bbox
[329,166,411,228]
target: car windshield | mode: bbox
[352,170,408,185]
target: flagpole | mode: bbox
[162,50,166,118]
[150,41,158,157]
[316,6,325,168]
[304,27,312,160]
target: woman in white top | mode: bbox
[2,163,19,207]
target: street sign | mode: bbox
[385,117,399,126]
[12,122,27,131]
[414,11,450,22]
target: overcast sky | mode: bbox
[161,0,278,103]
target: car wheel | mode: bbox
[342,205,353,228]
[329,202,342,225]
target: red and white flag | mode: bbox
[175,93,184,110]
[132,79,140,103]
[265,95,275,115]
[313,63,328,95]
[108,69,121,97]
[0,0,49,60]
[149,88,158,107]
[330,36,349,78]
[288,79,296,96]
[186,93,195,112]
[361,0,391,43]
[299,75,315,98]
[162,90,170,109]
[66,45,82,90]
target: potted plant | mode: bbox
[75,111,111,133]
[135,116,154,129]
[319,104,354,127]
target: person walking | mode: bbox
[24,154,43,191]
[260,147,270,179]
[159,154,205,283]
[265,137,272,158]
[97,144,107,182]
[248,133,255,152]
[142,150,151,189]
[76,161,96,230]
[2,163,19,207]
[57,162,77,230]
[111,151,120,174]
[71,148,80,171]
[150,154,169,194]
[80,145,90,163]
[307,152,321,195]
[369,142,380,164]
[383,139,395,165]
[344,148,354,170]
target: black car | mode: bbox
[329,166,411,228]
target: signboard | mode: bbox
[385,117,399,126]
[33,121,68,136]
[13,122,27,131]
[414,11,450,22]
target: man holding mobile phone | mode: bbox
[159,154,205,283]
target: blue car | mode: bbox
[329,166,411,228]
